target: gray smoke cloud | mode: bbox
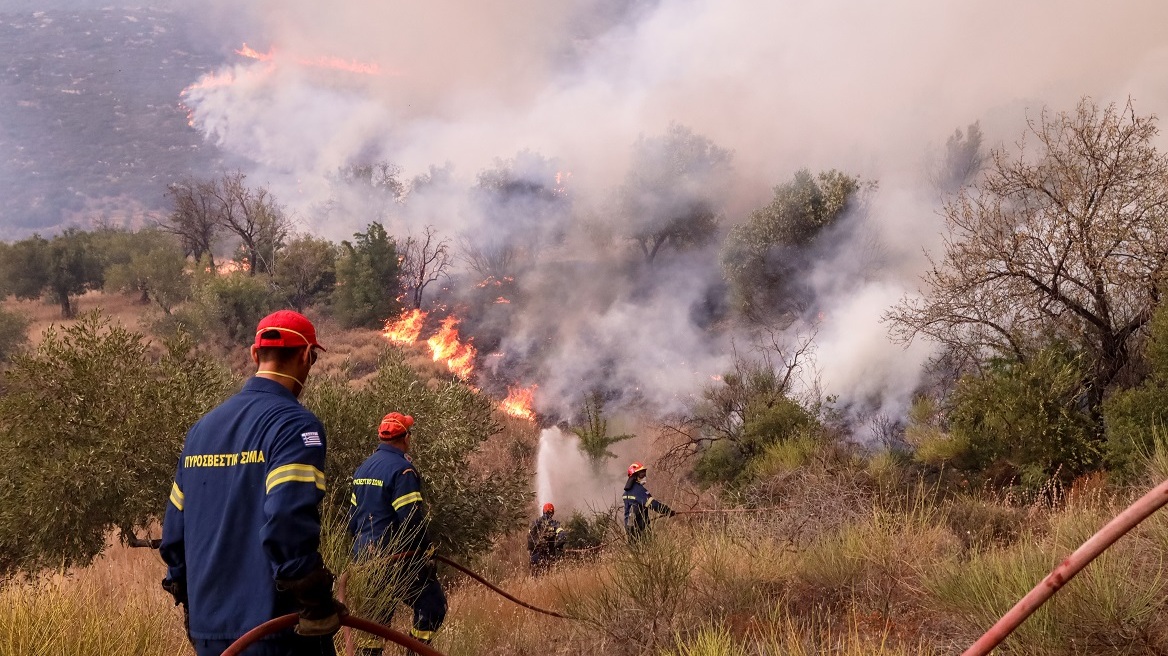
[181,0,1168,435]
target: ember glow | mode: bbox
[383,309,428,345]
[426,315,477,380]
[500,385,537,421]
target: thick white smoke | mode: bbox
[183,0,1168,431]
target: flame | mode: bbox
[494,297,510,304]
[235,42,274,61]
[426,316,477,379]
[500,385,537,421]
[383,309,427,345]
[233,42,385,75]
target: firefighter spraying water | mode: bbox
[527,503,565,574]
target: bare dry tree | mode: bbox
[458,235,521,282]
[212,171,291,276]
[888,98,1168,412]
[401,225,452,309]
[660,330,817,467]
[162,177,221,266]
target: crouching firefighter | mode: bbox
[527,503,565,573]
[623,462,675,542]
[160,310,343,656]
[348,412,447,654]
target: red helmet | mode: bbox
[378,412,414,439]
[542,503,554,514]
[627,462,646,477]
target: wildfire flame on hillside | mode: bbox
[384,309,428,344]
[500,385,537,421]
[235,42,385,76]
[426,316,477,380]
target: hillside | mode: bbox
[0,6,227,238]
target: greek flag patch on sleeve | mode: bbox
[301,431,322,447]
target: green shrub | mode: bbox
[948,347,1098,486]
[0,306,30,364]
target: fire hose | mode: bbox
[962,476,1168,655]
[226,507,771,655]
[221,612,444,656]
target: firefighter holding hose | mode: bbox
[160,310,342,656]
[348,411,447,654]
[623,461,675,542]
[527,503,566,573]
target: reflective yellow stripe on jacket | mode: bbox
[392,491,423,510]
[266,464,326,493]
[169,482,185,511]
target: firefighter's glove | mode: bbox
[276,565,346,637]
[161,577,187,606]
[667,509,678,518]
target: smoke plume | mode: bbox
[181,0,1168,453]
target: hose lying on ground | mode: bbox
[434,554,572,620]
[221,612,445,656]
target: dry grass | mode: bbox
[2,291,150,348]
[0,539,190,656]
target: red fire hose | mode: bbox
[221,613,444,656]
[433,554,571,620]
[962,477,1168,655]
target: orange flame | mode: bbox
[233,42,384,75]
[500,385,537,421]
[426,316,477,379]
[383,309,427,345]
[494,297,510,304]
[235,42,274,61]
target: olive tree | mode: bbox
[0,314,234,577]
[620,124,732,263]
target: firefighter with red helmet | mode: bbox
[623,462,675,541]
[526,502,565,573]
[348,411,447,652]
[160,310,341,656]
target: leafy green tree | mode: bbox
[102,230,190,313]
[0,314,233,577]
[1104,301,1168,477]
[571,391,634,465]
[620,124,732,263]
[947,347,1098,486]
[305,347,530,559]
[721,169,861,320]
[0,306,30,364]
[332,222,402,328]
[202,272,280,345]
[3,230,103,318]
[272,235,338,312]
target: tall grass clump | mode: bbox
[0,543,189,656]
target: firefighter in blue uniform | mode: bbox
[160,310,342,656]
[623,461,675,542]
[527,502,565,574]
[348,411,447,652]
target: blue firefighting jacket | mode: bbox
[623,478,672,534]
[159,377,328,641]
[347,442,432,559]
